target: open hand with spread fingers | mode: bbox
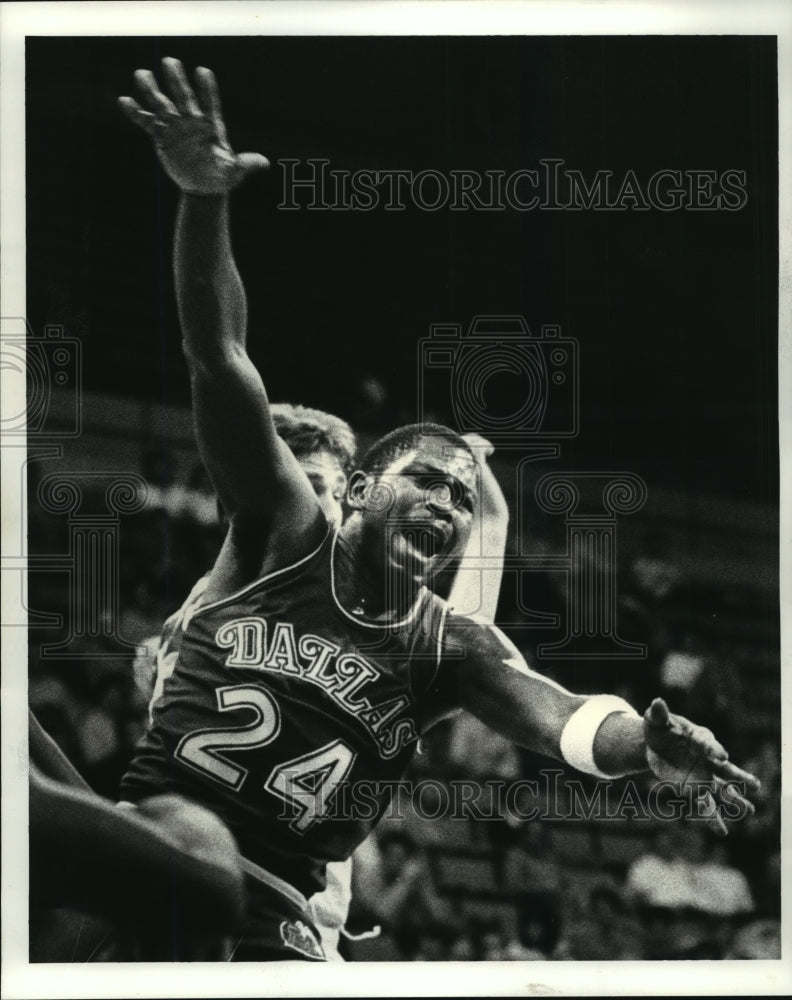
[643,697,761,836]
[118,58,269,195]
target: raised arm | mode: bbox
[119,59,320,539]
[437,619,760,835]
[446,434,509,621]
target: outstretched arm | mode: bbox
[437,620,760,835]
[119,60,320,540]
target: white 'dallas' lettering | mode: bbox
[213,617,418,759]
[215,616,267,667]
[299,634,341,684]
[263,622,301,675]
[357,694,410,734]
[333,654,379,711]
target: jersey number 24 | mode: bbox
[174,684,356,834]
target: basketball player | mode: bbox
[132,403,359,959]
[118,59,759,961]
[137,402,357,712]
[133,404,507,960]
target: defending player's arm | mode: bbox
[119,60,320,546]
[436,619,760,835]
[447,434,508,621]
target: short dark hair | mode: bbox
[270,403,357,475]
[359,423,472,476]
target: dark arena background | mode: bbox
[23,35,779,962]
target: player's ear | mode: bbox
[346,470,368,510]
[332,471,347,503]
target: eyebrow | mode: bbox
[401,459,470,477]
[401,464,478,504]
[401,461,446,476]
[402,465,463,486]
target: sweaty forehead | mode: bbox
[383,441,478,489]
[299,449,345,478]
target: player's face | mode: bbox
[299,449,347,529]
[363,439,478,585]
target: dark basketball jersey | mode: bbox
[121,530,451,899]
[145,574,211,711]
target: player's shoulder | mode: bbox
[163,574,212,630]
[441,610,528,673]
[201,512,331,607]
[444,607,501,635]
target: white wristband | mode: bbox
[560,695,640,779]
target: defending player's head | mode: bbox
[215,404,356,531]
[345,423,478,588]
[272,403,356,529]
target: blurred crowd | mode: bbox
[343,725,780,961]
[342,822,781,962]
[26,452,781,961]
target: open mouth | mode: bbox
[397,523,450,560]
